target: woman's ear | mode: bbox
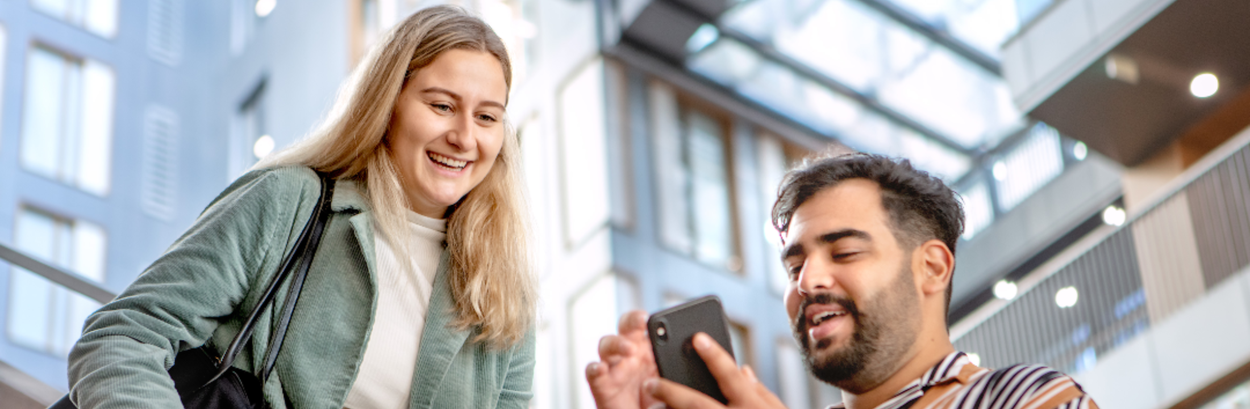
[916,239,954,297]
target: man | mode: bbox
[586,154,1098,409]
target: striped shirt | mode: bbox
[829,352,1098,409]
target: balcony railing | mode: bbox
[952,127,1250,375]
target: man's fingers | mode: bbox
[690,333,748,399]
[619,310,649,334]
[598,335,635,362]
[645,378,726,409]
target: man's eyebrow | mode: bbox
[780,229,872,263]
[420,87,505,109]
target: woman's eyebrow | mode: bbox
[421,87,504,109]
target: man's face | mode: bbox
[781,179,923,393]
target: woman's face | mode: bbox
[388,49,508,218]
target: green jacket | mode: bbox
[67,166,535,408]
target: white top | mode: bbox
[343,211,446,409]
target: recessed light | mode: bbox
[1102,205,1126,227]
[992,161,1007,181]
[255,0,276,18]
[1073,142,1088,161]
[1191,73,1218,98]
[993,280,1018,300]
[1055,286,1079,308]
[967,353,982,367]
[253,135,275,159]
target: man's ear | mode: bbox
[915,239,954,297]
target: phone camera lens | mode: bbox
[656,324,668,341]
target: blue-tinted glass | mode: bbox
[888,0,1021,58]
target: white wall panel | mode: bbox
[1152,271,1250,405]
[1025,0,1094,85]
[1073,334,1160,409]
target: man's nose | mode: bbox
[796,260,835,296]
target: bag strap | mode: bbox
[261,173,335,383]
[205,171,336,387]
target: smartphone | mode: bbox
[647,295,736,404]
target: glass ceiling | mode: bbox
[686,0,1040,184]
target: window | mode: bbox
[30,0,119,38]
[228,81,267,180]
[958,178,994,240]
[1,25,7,134]
[757,133,813,294]
[649,82,740,272]
[558,60,610,247]
[141,106,180,220]
[993,123,1063,212]
[570,273,621,409]
[7,207,107,356]
[20,46,115,196]
[776,339,812,409]
[148,0,186,66]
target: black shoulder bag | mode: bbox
[52,172,336,409]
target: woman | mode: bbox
[66,6,536,408]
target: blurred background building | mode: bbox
[1,0,1249,408]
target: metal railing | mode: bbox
[952,128,1250,374]
[0,242,115,304]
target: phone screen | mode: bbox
[647,295,736,404]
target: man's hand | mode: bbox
[586,310,661,409]
[643,333,788,409]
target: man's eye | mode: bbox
[833,252,859,260]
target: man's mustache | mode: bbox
[794,292,860,331]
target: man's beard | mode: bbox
[792,260,921,393]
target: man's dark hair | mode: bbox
[770,153,965,314]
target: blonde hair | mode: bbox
[258,5,534,348]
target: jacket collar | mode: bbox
[330,178,370,212]
[332,178,472,408]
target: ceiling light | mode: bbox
[967,353,981,367]
[1073,142,1088,161]
[1055,286,1079,308]
[255,0,276,17]
[1102,205,1126,227]
[993,280,1018,300]
[686,24,719,54]
[253,135,275,159]
[992,161,1007,181]
[1190,73,1218,98]
[1104,54,1139,84]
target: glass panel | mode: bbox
[776,339,812,409]
[8,209,106,355]
[898,129,971,181]
[72,220,108,282]
[21,47,70,180]
[727,321,751,365]
[7,268,54,351]
[78,60,115,196]
[570,274,619,409]
[756,135,789,294]
[887,0,1020,58]
[720,0,1024,149]
[558,59,610,246]
[876,47,1022,147]
[649,82,693,253]
[958,179,994,240]
[84,0,119,37]
[31,0,72,20]
[686,111,733,266]
[994,123,1063,211]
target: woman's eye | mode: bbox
[432,103,452,112]
[477,114,498,122]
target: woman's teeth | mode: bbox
[429,152,467,170]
